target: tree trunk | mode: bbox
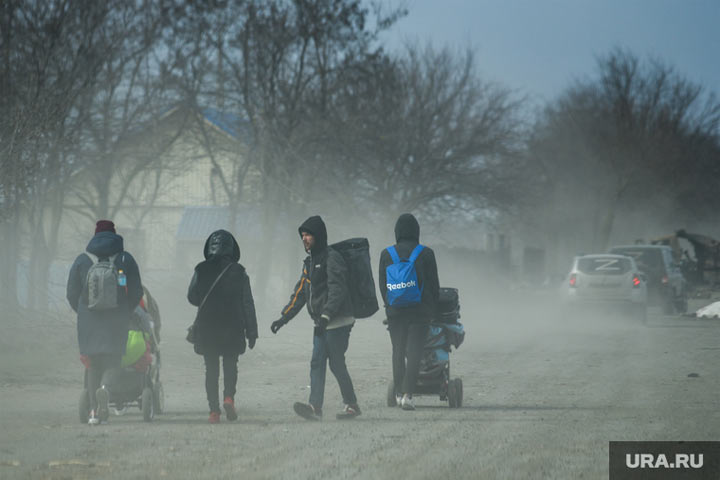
[595,201,617,252]
[252,182,280,313]
[0,206,21,313]
[29,187,66,312]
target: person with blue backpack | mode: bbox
[379,213,440,411]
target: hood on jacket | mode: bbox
[203,229,240,261]
[298,215,328,253]
[86,231,124,258]
[394,213,420,243]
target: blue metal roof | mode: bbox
[176,206,256,241]
[177,206,296,241]
[201,108,252,143]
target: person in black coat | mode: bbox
[379,213,440,411]
[66,220,143,425]
[270,215,361,420]
[187,229,258,423]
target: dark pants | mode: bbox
[87,353,121,411]
[309,325,357,410]
[203,353,239,413]
[388,319,429,396]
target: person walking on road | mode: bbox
[379,213,440,411]
[188,229,258,424]
[270,215,361,420]
[66,220,143,425]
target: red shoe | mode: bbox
[209,411,221,424]
[223,397,237,421]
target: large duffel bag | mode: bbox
[330,238,379,319]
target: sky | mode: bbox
[380,0,720,104]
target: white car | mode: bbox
[562,254,648,322]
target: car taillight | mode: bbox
[632,276,641,288]
[661,275,669,285]
[569,273,577,288]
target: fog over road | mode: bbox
[1,284,718,479]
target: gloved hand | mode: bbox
[314,315,330,336]
[270,318,287,334]
[248,337,256,349]
[316,315,330,330]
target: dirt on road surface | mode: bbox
[1,282,719,480]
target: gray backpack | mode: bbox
[85,253,120,311]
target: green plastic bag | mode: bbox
[121,330,148,367]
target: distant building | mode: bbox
[58,105,261,270]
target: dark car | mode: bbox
[608,245,688,314]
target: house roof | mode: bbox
[154,105,253,143]
[176,206,258,241]
[177,206,294,241]
[201,108,252,142]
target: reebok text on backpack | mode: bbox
[385,244,424,307]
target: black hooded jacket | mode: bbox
[187,230,258,355]
[66,231,143,356]
[280,216,353,324]
[379,214,440,321]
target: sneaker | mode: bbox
[395,394,402,407]
[336,404,361,420]
[87,410,100,426]
[223,396,237,421]
[209,411,221,424]
[293,402,322,421]
[401,394,415,411]
[95,386,110,421]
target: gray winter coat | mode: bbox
[66,232,143,356]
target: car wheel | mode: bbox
[674,294,688,314]
[662,298,675,315]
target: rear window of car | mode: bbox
[609,248,663,272]
[577,257,632,275]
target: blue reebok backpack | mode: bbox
[385,244,424,307]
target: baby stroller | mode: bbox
[386,287,465,408]
[79,306,163,423]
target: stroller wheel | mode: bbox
[447,380,459,408]
[454,378,463,408]
[153,381,164,415]
[79,389,90,424]
[142,387,154,422]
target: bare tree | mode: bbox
[318,45,527,227]
[0,0,113,311]
[2,0,194,310]
[66,2,182,222]
[529,48,720,252]
[166,0,405,304]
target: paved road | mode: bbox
[1,292,718,479]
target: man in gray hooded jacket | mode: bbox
[271,215,361,420]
